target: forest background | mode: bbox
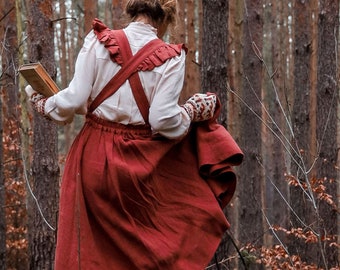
[0,0,339,269]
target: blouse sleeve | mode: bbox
[148,50,191,139]
[44,31,97,124]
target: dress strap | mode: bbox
[89,19,186,122]
[113,30,151,124]
[88,35,165,114]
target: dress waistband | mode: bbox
[85,113,152,136]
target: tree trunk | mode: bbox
[0,112,4,270]
[84,0,97,33]
[0,78,4,270]
[262,0,288,248]
[25,0,59,268]
[225,0,244,268]
[238,1,264,269]
[112,0,124,29]
[201,0,229,268]
[175,0,186,44]
[104,0,113,28]
[56,0,68,155]
[1,1,28,269]
[315,0,339,267]
[0,2,7,267]
[289,0,318,263]
[184,0,200,101]
[201,0,228,125]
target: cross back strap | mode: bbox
[88,31,165,125]
[114,30,152,124]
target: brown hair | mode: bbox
[125,0,177,26]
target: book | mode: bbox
[19,62,59,97]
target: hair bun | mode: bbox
[125,0,177,25]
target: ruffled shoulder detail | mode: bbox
[92,18,123,65]
[92,18,187,70]
[137,43,187,71]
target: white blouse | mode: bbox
[45,22,191,139]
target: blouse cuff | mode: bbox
[45,96,73,124]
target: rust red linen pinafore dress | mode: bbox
[54,19,243,270]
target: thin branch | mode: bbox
[256,157,317,234]
[0,6,15,23]
[227,83,314,203]
[261,209,294,267]
[19,131,56,231]
[51,17,77,23]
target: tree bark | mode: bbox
[224,0,244,268]
[238,1,264,269]
[262,0,288,248]
[84,0,98,33]
[104,0,113,28]
[112,0,124,29]
[56,0,69,155]
[288,0,318,263]
[201,0,229,268]
[25,0,59,268]
[0,2,7,268]
[315,0,339,267]
[184,0,200,101]
[201,0,228,126]
[1,1,28,269]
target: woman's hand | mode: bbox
[25,85,50,119]
[182,93,217,122]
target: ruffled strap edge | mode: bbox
[137,43,187,71]
[92,18,123,65]
[92,18,187,70]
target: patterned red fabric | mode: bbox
[30,93,49,118]
[92,18,187,70]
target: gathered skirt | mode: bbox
[54,114,231,270]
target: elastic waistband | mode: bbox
[85,113,152,136]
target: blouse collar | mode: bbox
[126,21,158,36]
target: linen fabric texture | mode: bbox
[54,19,243,270]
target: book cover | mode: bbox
[19,62,59,97]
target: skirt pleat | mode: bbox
[55,114,228,270]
